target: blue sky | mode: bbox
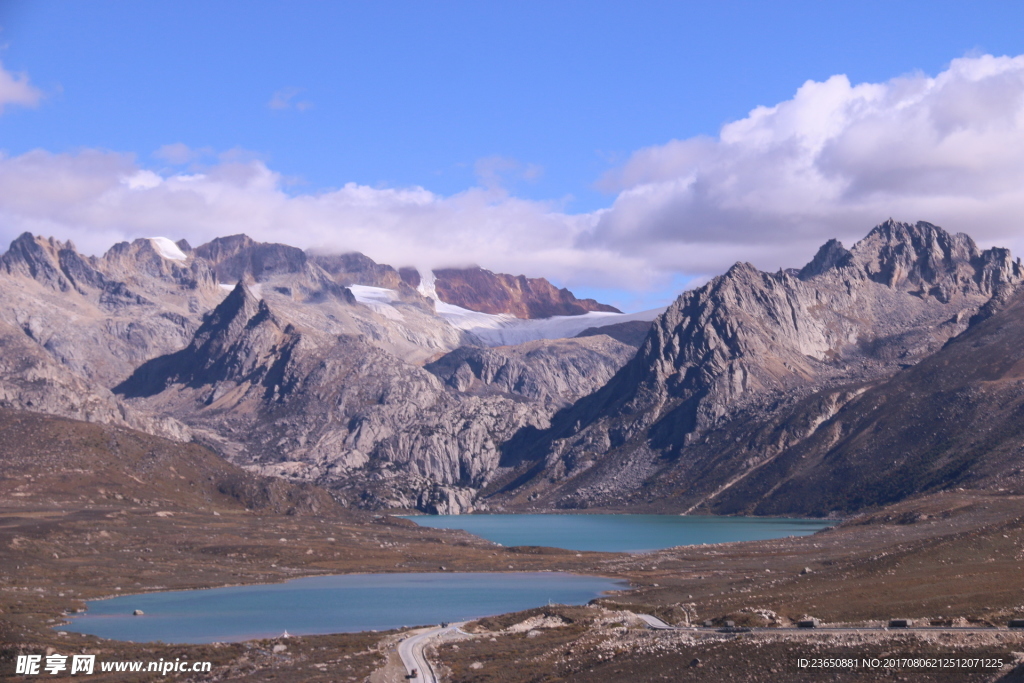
[2,1,1024,311]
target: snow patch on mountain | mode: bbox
[443,304,665,346]
[348,283,662,345]
[348,284,405,320]
[416,269,438,300]
[349,285,400,304]
[148,237,188,261]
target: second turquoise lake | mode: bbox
[403,513,834,552]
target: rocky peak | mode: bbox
[847,219,979,289]
[192,234,306,284]
[1,233,77,292]
[308,251,404,289]
[799,219,1022,299]
[635,260,825,412]
[192,234,257,265]
[0,232,122,297]
[116,281,292,398]
[101,238,199,281]
[798,239,852,279]
[499,221,1024,504]
[192,281,264,350]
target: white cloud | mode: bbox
[121,170,163,190]
[0,61,42,112]
[0,149,652,288]
[3,54,1024,294]
[593,54,1024,272]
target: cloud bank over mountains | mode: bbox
[595,54,1024,275]
[2,55,1024,290]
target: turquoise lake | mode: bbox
[403,513,834,552]
[63,572,625,644]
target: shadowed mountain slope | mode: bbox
[0,407,346,517]
[705,285,1024,515]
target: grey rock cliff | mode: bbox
[0,232,634,513]
[486,220,1024,512]
[113,277,634,512]
[425,336,637,410]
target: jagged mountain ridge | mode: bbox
[0,233,219,440]
[523,281,1024,517]
[704,284,1024,515]
[192,233,620,320]
[485,220,1024,513]
[113,279,638,513]
[4,220,1022,516]
[0,230,637,513]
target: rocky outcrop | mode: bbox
[425,336,637,410]
[0,234,205,387]
[0,316,190,441]
[194,234,306,283]
[1,233,81,292]
[114,280,556,512]
[100,238,220,302]
[115,282,298,397]
[193,234,356,305]
[575,320,652,347]
[432,267,621,318]
[486,220,1024,513]
[309,251,405,289]
[585,283,1024,517]
[798,239,852,279]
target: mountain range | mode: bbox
[2,219,1022,516]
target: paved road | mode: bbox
[391,615,1017,681]
[635,614,1022,634]
[398,622,464,683]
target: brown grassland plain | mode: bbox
[2,409,1024,681]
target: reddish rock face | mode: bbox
[432,267,621,319]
